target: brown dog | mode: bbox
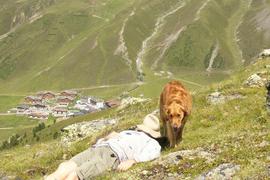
[160,80,192,147]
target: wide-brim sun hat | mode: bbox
[137,114,161,138]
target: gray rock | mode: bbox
[61,118,118,146]
[207,92,245,105]
[244,74,266,87]
[207,92,226,105]
[260,49,270,58]
[195,163,240,180]
[257,140,269,148]
[118,97,151,110]
[156,147,216,165]
[226,93,245,101]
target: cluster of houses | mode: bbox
[8,90,120,120]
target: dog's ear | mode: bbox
[179,105,189,117]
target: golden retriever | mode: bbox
[160,80,192,147]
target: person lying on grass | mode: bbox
[45,114,168,180]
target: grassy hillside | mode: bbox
[0,57,269,179]
[238,0,270,64]
[0,1,269,178]
[0,0,137,93]
[163,0,242,69]
[0,95,23,113]
[0,115,38,142]
[0,0,268,94]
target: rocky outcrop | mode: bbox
[195,163,240,180]
[0,0,55,41]
[118,97,151,110]
[244,73,266,87]
[207,92,226,105]
[207,92,245,105]
[156,147,216,165]
[260,49,270,58]
[61,118,118,146]
[138,148,217,179]
[140,165,185,180]
[11,0,55,28]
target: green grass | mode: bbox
[0,0,136,93]
[0,115,39,142]
[238,0,270,64]
[163,0,240,71]
[80,84,135,100]
[0,0,264,94]
[0,58,269,179]
[0,96,23,113]
[0,1,269,178]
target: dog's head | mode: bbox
[164,101,187,132]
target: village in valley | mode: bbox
[7,90,121,121]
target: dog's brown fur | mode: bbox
[160,80,192,147]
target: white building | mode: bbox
[75,97,106,111]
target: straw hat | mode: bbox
[137,114,161,138]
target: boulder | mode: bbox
[244,74,266,87]
[155,147,216,165]
[207,92,245,105]
[226,93,245,101]
[260,49,270,58]
[118,97,151,110]
[207,92,226,105]
[61,118,118,146]
[195,163,240,180]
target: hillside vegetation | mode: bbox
[0,58,269,179]
[0,0,269,178]
[0,0,269,93]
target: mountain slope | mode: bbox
[238,0,270,64]
[0,57,269,179]
[0,0,269,93]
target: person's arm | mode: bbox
[117,140,161,171]
[117,159,136,171]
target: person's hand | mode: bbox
[117,160,136,171]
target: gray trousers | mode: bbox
[71,146,119,180]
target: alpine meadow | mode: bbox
[0,0,269,179]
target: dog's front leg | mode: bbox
[166,122,176,147]
[177,116,188,143]
[177,126,184,143]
